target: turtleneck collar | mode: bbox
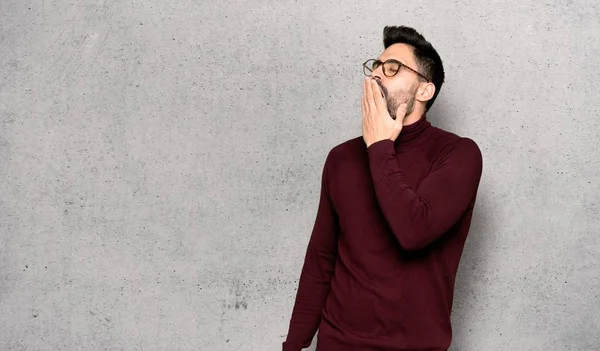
[395,112,431,146]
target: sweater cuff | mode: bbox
[366,139,395,158]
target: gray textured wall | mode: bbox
[1,0,598,350]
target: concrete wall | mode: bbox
[1,0,598,350]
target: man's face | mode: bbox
[370,43,423,120]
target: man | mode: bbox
[282,25,483,351]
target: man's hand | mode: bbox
[362,77,408,148]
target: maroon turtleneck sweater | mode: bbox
[282,113,483,351]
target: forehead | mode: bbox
[377,43,417,66]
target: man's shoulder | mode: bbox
[322,129,481,166]
[318,136,365,175]
[324,136,364,160]
[428,125,481,156]
[335,135,365,152]
[427,126,482,171]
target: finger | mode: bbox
[361,87,365,117]
[370,79,381,112]
[362,78,369,115]
[365,78,376,112]
[372,79,386,107]
[361,86,366,117]
[372,79,387,113]
[396,103,408,125]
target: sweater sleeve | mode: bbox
[366,137,483,251]
[282,151,339,351]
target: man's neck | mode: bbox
[402,109,426,126]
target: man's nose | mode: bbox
[371,74,383,86]
[370,66,383,80]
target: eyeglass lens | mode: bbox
[365,60,401,77]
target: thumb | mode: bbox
[396,103,408,126]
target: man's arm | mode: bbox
[366,137,483,251]
[282,151,339,351]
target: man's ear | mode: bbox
[416,82,435,103]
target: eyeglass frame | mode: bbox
[362,58,430,83]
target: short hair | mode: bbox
[383,25,445,111]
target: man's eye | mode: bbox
[386,62,401,71]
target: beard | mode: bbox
[376,80,419,120]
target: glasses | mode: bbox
[362,58,430,82]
